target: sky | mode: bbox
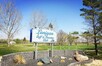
[0,0,86,40]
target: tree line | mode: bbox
[57,30,101,46]
[0,37,29,44]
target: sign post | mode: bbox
[30,28,57,59]
[35,43,38,59]
[51,43,53,57]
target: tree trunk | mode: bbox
[7,35,10,47]
[69,43,72,46]
[93,15,98,55]
[7,38,10,47]
[94,36,98,55]
[87,39,89,46]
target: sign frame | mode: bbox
[30,28,57,43]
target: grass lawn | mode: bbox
[0,43,102,59]
[0,44,35,55]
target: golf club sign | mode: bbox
[30,28,56,59]
[30,28,57,43]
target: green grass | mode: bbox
[0,43,102,60]
[54,44,95,50]
[0,44,34,55]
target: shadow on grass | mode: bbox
[83,46,102,60]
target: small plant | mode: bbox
[13,54,26,64]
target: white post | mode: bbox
[51,43,53,57]
[35,43,38,59]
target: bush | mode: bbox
[14,39,23,44]
[14,39,30,44]
[0,39,7,44]
[13,55,26,64]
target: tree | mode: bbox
[71,31,79,45]
[23,37,26,44]
[57,30,67,45]
[98,8,102,38]
[71,31,79,35]
[81,31,93,45]
[67,33,75,46]
[30,11,47,29]
[80,0,102,55]
[48,20,58,31]
[48,23,53,30]
[0,1,22,46]
[14,39,22,44]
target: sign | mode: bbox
[30,28,57,43]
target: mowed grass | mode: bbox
[0,44,53,55]
[54,44,95,50]
[0,44,34,55]
[0,43,102,59]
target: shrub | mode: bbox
[13,55,26,64]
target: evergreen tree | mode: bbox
[80,0,102,55]
[23,37,26,44]
[48,23,53,30]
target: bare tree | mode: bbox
[57,30,67,45]
[0,1,22,46]
[30,11,47,29]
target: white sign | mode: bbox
[32,29,57,43]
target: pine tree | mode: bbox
[48,23,53,30]
[80,0,102,55]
